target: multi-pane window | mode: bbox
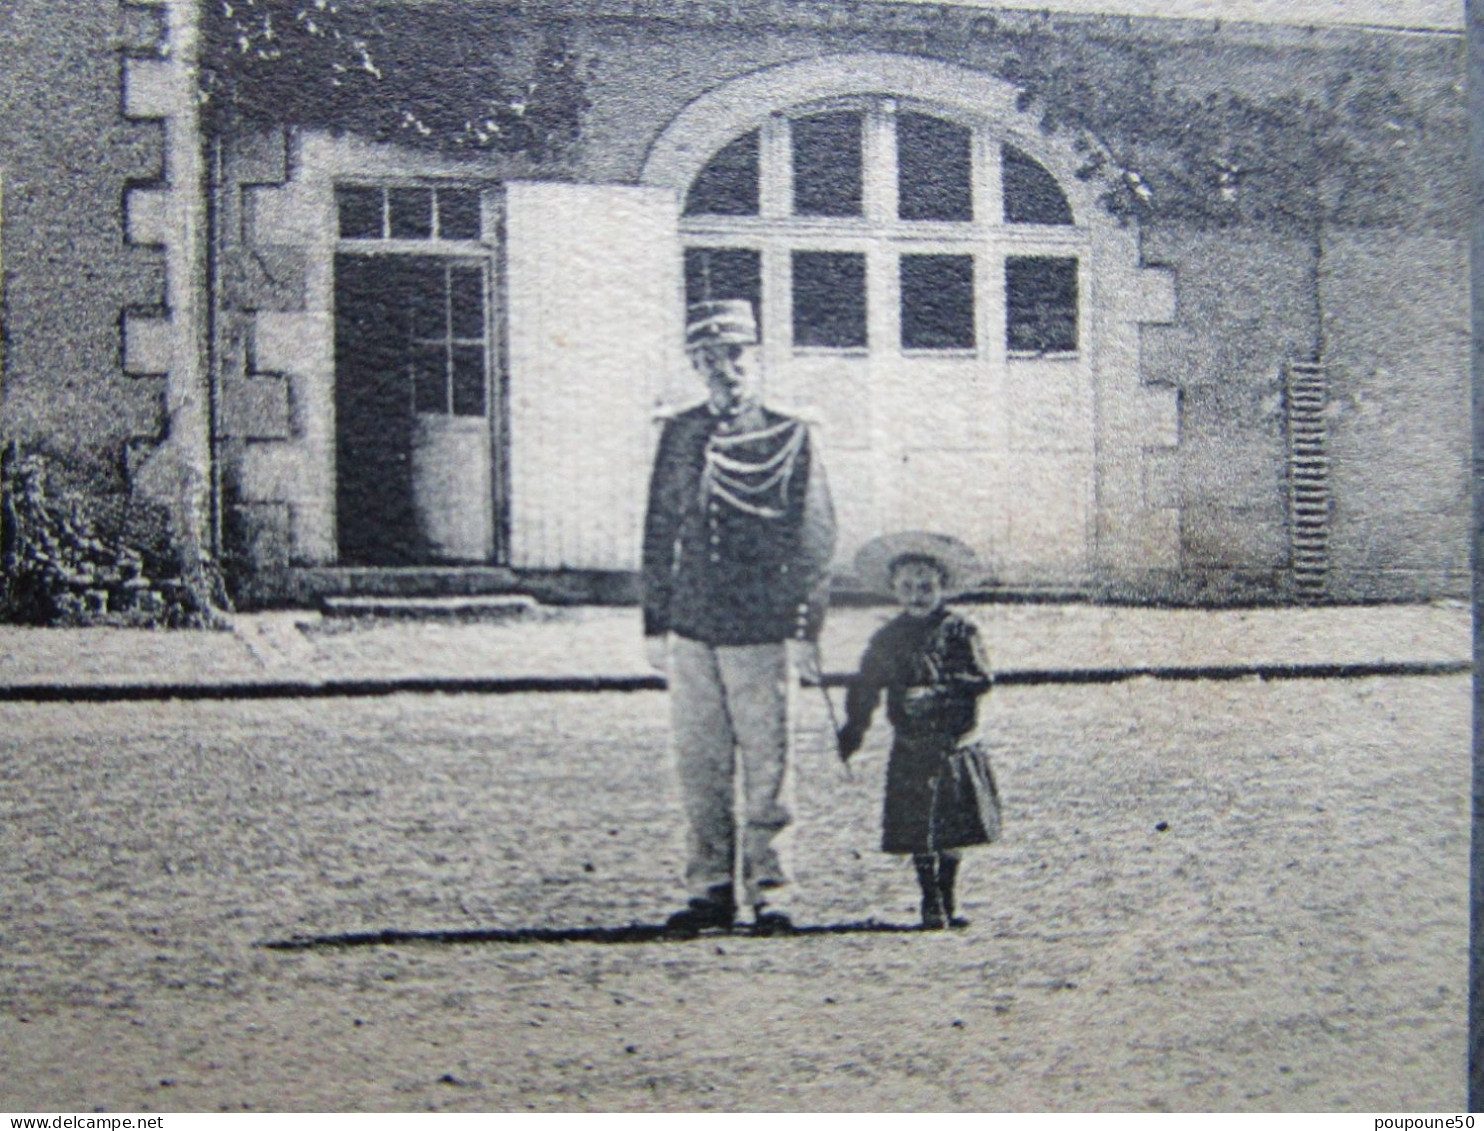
[685,247,762,337]
[793,252,867,349]
[684,131,760,217]
[1002,146,1074,226]
[901,254,976,350]
[681,100,1083,358]
[336,184,490,418]
[792,112,864,218]
[337,185,483,241]
[897,113,973,222]
[409,262,488,417]
[1006,256,1078,355]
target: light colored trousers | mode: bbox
[669,634,796,907]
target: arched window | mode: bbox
[680,98,1078,357]
[645,56,1180,584]
[684,130,760,217]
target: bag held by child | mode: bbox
[929,738,1002,849]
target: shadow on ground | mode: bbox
[260,919,931,949]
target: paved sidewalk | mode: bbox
[0,600,1469,691]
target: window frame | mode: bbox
[899,251,979,353]
[998,227,1085,361]
[406,261,491,418]
[679,97,1088,361]
[334,180,499,418]
[335,181,493,250]
[790,247,871,352]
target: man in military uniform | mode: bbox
[643,299,836,934]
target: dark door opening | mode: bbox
[334,253,497,566]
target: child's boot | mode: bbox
[937,853,968,929]
[914,854,947,929]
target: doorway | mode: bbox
[333,253,498,566]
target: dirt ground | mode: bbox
[0,671,1469,1112]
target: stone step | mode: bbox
[321,594,542,620]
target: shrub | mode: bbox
[0,444,230,628]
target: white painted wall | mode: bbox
[504,182,683,570]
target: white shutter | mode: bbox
[505,182,682,570]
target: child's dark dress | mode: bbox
[839,607,1000,854]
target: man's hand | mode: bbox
[787,639,822,686]
[646,635,668,676]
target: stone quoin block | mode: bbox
[1101,384,1180,452]
[124,187,170,246]
[1137,387,1180,450]
[288,502,336,567]
[225,245,308,313]
[221,375,292,442]
[123,57,175,121]
[229,129,291,188]
[238,443,330,516]
[1096,506,1182,573]
[1127,267,1178,325]
[250,312,328,377]
[122,313,172,376]
[244,182,321,247]
[1135,508,1182,571]
[119,5,168,55]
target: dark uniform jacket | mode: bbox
[642,400,835,647]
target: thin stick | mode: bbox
[818,683,852,781]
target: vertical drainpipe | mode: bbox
[1316,232,1326,369]
[209,134,224,561]
[164,0,214,580]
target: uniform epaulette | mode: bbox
[652,398,708,422]
[769,403,825,428]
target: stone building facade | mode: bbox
[0,0,1468,611]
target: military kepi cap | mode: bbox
[686,299,758,349]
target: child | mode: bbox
[836,532,1002,929]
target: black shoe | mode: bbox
[664,886,735,935]
[751,908,795,936]
[920,895,948,930]
[948,916,970,930]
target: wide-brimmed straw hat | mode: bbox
[853,531,985,597]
